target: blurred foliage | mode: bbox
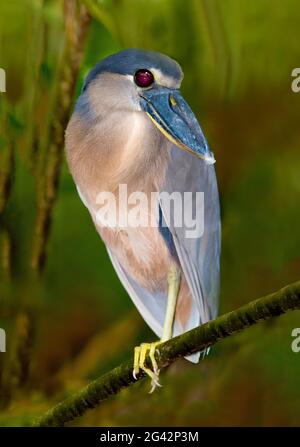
[0,0,300,426]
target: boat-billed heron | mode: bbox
[65,49,220,392]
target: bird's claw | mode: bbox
[133,341,162,392]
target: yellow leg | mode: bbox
[133,264,181,393]
[162,264,181,342]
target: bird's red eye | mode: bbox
[134,69,154,88]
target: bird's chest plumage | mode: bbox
[67,109,173,289]
[96,182,173,291]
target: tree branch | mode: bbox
[31,0,91,273]
[34,280,300,426]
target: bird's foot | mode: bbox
[133,341,162,393]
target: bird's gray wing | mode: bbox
[160,144,221,327]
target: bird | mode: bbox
[65,49,220,392]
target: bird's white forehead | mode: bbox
[126,67,182,89]
[150,67,182,88]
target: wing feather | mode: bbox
[160,145,221,325]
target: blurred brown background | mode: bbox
[0,0,300,426]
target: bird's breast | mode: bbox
[96,186,173,291]
[66,106,173,289]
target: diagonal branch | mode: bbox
[34,280,300,426]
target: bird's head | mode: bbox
[73,49,215,164]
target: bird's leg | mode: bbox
[133,264,181,393]
[162,264,181,342]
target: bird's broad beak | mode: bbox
[140,88,215,164]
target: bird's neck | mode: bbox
[65,109,171,203]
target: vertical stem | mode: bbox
[31,0,91,273]
[0,139,14,216]
[0,230,12,279]
[0,313,34,407]
[0,116,14,277]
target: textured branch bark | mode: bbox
[0,121,14,278]
[31,0,91,273]
[34,279,300,427]
[0,135,14,217]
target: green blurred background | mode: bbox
[1,0,300,426]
